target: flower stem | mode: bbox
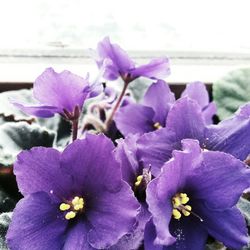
[105,81,129,131]
[72,118,79,141]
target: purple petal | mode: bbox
[61,134,122,194]
[108,203,151,250]
[190,150,250,209]
[14,147,73,198]
[63,220,94,250]
[181,82,216,124]
[33,67,91,113]
[205,103,250,160]
[137,128,177,176]
[196,204,249,249]
[130,58,170,80]
[144,219,164,250]
[181,82,209,109]
[11,101,60,118]
[166,97,206,142]
[202,101,217,125]
[165,219,208,250]
[87,183,139,249]
[97,37,135,80]
[115,104,155,136]
[115,134,140,187]
[6,192,66,250]
[142,80,175,126]
[146,156,189,246]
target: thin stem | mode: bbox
[105,81,129,131]
[72,118,79,141]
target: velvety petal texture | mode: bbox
[181,82,216,124]
[115,104,155,136]
[205,103,250,161]
[12,67,94,118]
[7,192,67,250]
[95,37,170,82]
[138,97,250,175]
[115,134,141,186]
[146,139,250,249]
[142,80,175,126]
[115,80,175,136]
[7,134,140,249]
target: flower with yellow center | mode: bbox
[59,196,85,220]
[171,193,192,220]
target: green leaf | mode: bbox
[0,190,15,213]
[128,78,152,101]
[0,122,55,167]
[213,68,250,120]
[0,89,34,122]
[237,197,250,226]
[0,212,12,250]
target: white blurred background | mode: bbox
[0,0,250,82]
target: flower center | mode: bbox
[153,122,162,130]
[59,196,85,220]
[172,193,192,220]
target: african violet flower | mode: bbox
[138,97,250,176]
[95,37,170,83]
[115,80,175,136]
[145,139,250,249]
[113,134,152,249]
[114,81,216,137]
[6,134,139,249]
[11,67,97,119]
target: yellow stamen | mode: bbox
[182,205,192,216]
[153,122,162,130]
[134,175,143,187]
[65,211,76,220]
[172,193,192,220]
[72,196,80,206]
[172,209,181,220]
[181,196,189,205]
[59,203,70,211]
[172,197,181,207]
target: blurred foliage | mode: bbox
[213,68,250,120]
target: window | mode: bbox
[1,0,250,83]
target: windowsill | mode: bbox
[0,51,250,84]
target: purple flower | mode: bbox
[145,139,250,249]
[114,80,175,136]
[11,67,97,118]
[95,37,170,82]
[181,81,216,125]
[6,134,139,249]
[115,81,216,137]
[113,134,152,249]
[138,97,250,176]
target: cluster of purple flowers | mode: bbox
[5,37,250,249]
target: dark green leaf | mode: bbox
[0,89,34,122]
[0,122,55,167]
[237,197,250,226]
[128,78,152,101]
[213,68,250,120]
[0,212,12,250]
[0,190,15,213]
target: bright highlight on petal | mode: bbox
[59,196,85,220]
